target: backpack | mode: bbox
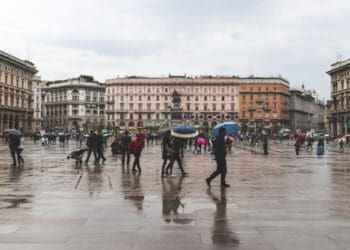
[128,141,135,154]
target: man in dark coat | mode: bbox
[8,134,22,167]
[85,131,97,163]
[120,130,132,165]
[96,129,106,163]
[206,127,230,188]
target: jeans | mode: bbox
[121,147,130,165]
[132,152,141,172]
[85,148,97,163]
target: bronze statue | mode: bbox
[172,90,181,107]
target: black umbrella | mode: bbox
[5,129,22,137]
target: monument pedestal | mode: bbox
[170,107,183,127]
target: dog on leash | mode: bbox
[67,148,87,165]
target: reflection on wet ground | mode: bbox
[0,140,349,249]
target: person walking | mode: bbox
[8,133,23,167]
[85,131,97,163]
[120,130,132,166]
[262,131,268,156]
[294,132,302,156]
[161,130,172,176]
[166,137,188,176]
[206,127,230,188]
[96,129,106,164]
[130,131,145,173]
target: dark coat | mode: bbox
[213,135,226,160]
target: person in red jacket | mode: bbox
[129,131,145,173]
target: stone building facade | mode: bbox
[42,75,105,131]
[327,59,350,136]
[105,75,240,129]
[0,50,38,134]
[289,87,325,132]
[238,77,290,130]
[32,75,44,132]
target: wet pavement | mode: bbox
[0,139,349,250]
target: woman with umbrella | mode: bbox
[166,125,197,176]
[161,130,172,177]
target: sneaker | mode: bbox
[221,183,230,188]
[206,178,211,187]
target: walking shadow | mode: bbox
[121,166,144,211]
[87,165,103,197]
[207,188,240,247]
[161,176,193,224]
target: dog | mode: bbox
[67,148,87,165]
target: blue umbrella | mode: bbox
[211,121,240,137]
[171,125,198,138]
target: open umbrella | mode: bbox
[211,121,240,137]
[171,125,198,138]
[197,137,206,145]
[5,129,22,137]
[58,132,65,136]
[101,129,108,135]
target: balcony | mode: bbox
[106,100,114,104]
[256,98,263,103]
[248,106,256,111]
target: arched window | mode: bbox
[72,89,79,101]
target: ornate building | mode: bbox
[0,50,38,134]
[327,59,350,136]
[238,77,290,130]
[42,75,105,131]
[32,75,44,132]
[105,75,240,129]
[289,86,325,132]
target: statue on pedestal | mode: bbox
[172,90,181,108]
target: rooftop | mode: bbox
[0,49,37,73]
[327,59,350,74]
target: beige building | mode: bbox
[0,50,38,135]
[105,75,241,129]
[327,59,350,136]
[42,75,105,131]
[32,75,45,132]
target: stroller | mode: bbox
[111,139,123,155]
[67,148,87,165]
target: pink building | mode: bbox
[105,75,240,129]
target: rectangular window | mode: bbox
[221,104,225,111]
[221,96,225,101]
[204,96,207,101]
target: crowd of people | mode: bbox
[3,126,348,187]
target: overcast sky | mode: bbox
[1,0,349,100]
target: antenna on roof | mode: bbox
[27,45,31,61]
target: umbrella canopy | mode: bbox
[103,133,111,137]
[101,129,108,135]
[197,137,206,145]
[58,132,65,136]
[5,129,22,136]
[171,125,198,138]
[211,121,240,137]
